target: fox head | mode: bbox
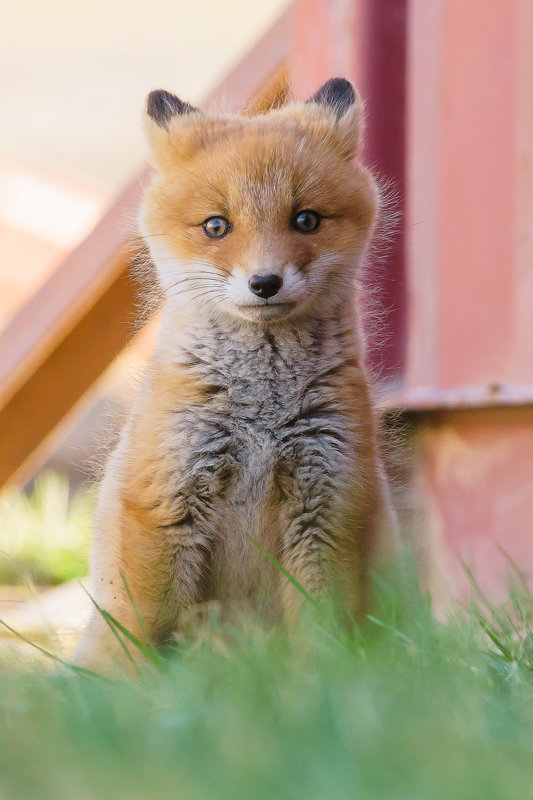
[140,78,378,324]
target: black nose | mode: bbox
[249,274,282,299]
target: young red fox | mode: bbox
[75,78,398,669]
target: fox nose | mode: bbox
[249,274,282,299]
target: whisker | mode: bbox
[166,275,225,291]
[196,261,232,277]
[190,288,226,302]
[195,292,226,314]
[143,260,232,279]
[170,284,225,299]
[167,285,225,299]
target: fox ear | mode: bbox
[306,77,363,159]
[144,90,202,169]
[306,78,356,119]
[146,89,200,130]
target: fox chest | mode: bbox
[173,367,318,501]
[166,328,354,511]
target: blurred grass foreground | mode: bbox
[0,477,532,799]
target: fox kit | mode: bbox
[75,78,398,669]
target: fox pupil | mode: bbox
[292,210,321,233]
[203,217,230,238]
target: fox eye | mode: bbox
[203,216,231,239]
[291,210,321,233]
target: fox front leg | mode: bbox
[278,422,379,625]
[75,489,217,671]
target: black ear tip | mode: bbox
[146,89,199,128]
[326,77,356,103]
[306,77,356,116]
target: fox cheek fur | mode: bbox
[75,78,398,671]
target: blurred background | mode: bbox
[1,0,533,649]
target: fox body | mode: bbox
[75,79,397,669]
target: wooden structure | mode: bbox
[2,0,533,599]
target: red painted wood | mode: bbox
[290,0,359,97]
[356,1,407,377]
[437,1,515,388]
[416,408,533,604]
[0,178,146,412]
[406,0,533,391]
[381,381,533,412]
[511,0,533,382]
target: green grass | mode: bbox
[0,473,94,585]
[1,558,532,800]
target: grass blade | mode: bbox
[367,615,414,646]
[98,608,160,665]
[119,571,164,664]
[247,535,318,608]
[0,617,98,678]
[479,619,514,662]
[79,583,140,673]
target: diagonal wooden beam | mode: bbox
[0,5,293,489]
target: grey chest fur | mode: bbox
[171,319,355,499]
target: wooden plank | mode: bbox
[0,178,146,412]
[412,407,533,606]
[380,382,533,413]
[406,0,532,390]
[0,261,138,487]
[0,7,292,489]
